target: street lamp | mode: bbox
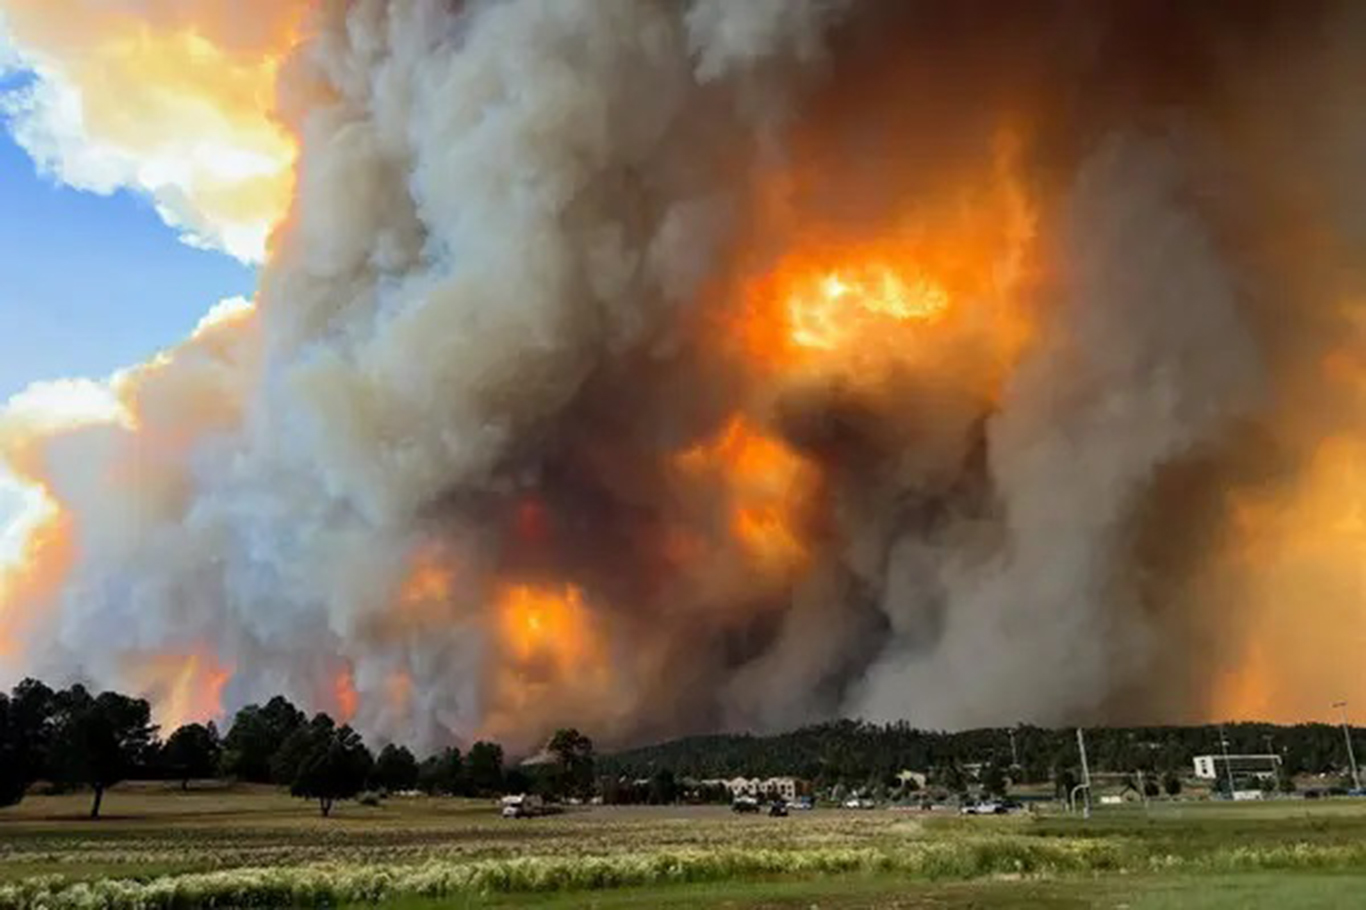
[1076,728,1092,818]
[1333,702,1361,791]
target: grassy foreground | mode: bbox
[3,785,1366,908]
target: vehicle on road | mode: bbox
[769,801,789,817]
[500,794,543,818]
[731,796,760,813]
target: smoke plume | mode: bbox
[1,0,1364,752]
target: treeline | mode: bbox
[0,679,596,818]
[599,719,1366,788]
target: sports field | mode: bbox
[3,785,1366,908]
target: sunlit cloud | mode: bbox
[0,1,304,263]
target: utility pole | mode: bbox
[1262,734,1279,791]
[1333,701,1361,791]
[1009,728,1020,769]
[1218,724,1237,798]
[1076,727,1092,819]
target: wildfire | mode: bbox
[1212,434,1366,722]
[676,415,818,574]
[332,666,359,722]
[738,132,1036,401]
[125,651,233,731]
[498,584,597,669]
[786,264,949,351]
[480,583,614,741]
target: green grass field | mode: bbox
[3,784,1366,908]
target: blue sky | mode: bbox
[0,73,255,401]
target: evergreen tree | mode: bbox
[374,743,420,792]
[466,741,505,795]
[163,722,221,790]
[272,714,337,786]
[547,728,595,799]
[418,747,464,795]
[50,687,156,818]
[220,696,304,783]
[290,724,373,817]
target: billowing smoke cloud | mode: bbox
[1,0,1364,752]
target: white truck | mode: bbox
[500,794,544,818]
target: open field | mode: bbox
[5,785,1366,907]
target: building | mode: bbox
[1192,754,1281,781]
[708,776,803,801]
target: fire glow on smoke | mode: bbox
[1,1,1364,751]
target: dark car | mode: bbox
[769,801,789,817]
[732,798,760,813]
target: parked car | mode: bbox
[732,797,761,813]
[500,794,543,818]
[769,801,789,817]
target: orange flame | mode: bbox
[480,583,614,741]
[786,264,949,351]
[333,666,359,722]
[737,131,1036,398]
[498,584,598,669]
[125,651,233,731]
[676,416,818,573]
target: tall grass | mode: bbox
[5,836,1366,910]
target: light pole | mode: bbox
[1076,728,1092,818]
[1218,724,1237,798]
[1333,701,1361,791]
[1009,728,1020,769]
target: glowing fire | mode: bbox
[676,415,818,573]
[498,584,597,668]
[333,666,359,722]
[480,583,613,740]
[1212,434,1366,722]
[126,651,233,731]
[738,133,1036,403]
[786,264,948,351]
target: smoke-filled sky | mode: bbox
[0,0,1364,755]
